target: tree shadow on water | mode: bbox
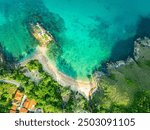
[0,42,18,68]
[136,16,150,38]
[109,37,135,62]
[108,16,150,62]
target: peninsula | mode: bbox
[31,23,54,46]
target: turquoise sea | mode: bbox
[0,0,150,79]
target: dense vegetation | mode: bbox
[0,83,17,112]
[91,45,150,113]
[91,79,150,113]
[0,60,88,113]
[25,60,89,112]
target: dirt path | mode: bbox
[0,79,20,87]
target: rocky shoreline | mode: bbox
[94,37,150,81]
[107,37,150,69]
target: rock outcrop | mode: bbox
[0,44,5,66]
[107,37,150,70]
[134,37,150,60]
[107,60,126,69]
[31,23,54,47]
[95,37,150,79]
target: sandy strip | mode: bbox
[20,46,97,99]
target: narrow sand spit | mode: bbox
[20,46,97,99]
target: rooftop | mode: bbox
[10,110,16,113]
[20,108,28,113]
[23,99,37,110]
[14,90,23,102]
[11,104,17,111]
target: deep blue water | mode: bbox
[0,0,150,79]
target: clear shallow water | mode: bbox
[0,13,6,26]
[43,0,150,79]
[0,0,150,79]
[0,0,38,59]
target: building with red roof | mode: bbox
[14,90,23,105]
[20,108,28,113]
[23,99,37,110]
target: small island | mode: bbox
[31,23,54,46]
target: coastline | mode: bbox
[105,37,150,70]
[20,45,97,99]
[11,37,150,99]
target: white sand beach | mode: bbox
[21,45,97,99]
